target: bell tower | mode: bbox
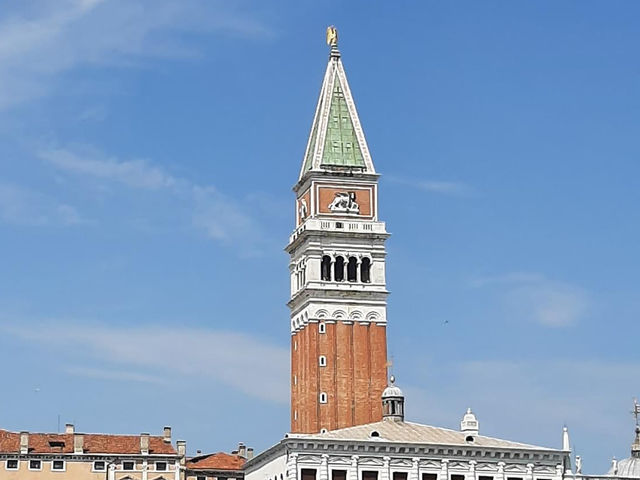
[287,28,389,434]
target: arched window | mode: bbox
[319,355,327,367]
[319,322,326,334]
[347,257,357,282]
[334,256,345,282]
[319,392,328,404]
[361,257,371,283]
[321,256,332,281]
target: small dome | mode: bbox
[382,375,404,398]
[460,408,479,435]
[608,426,640,477]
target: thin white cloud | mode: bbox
[386,176,473,196]
[472,272,589,327]
[39,147,177,190]
[4,321,289,404]
[0,0,273,109]
[38,145,264,248]
[0,182,84,226]
[64,366,166,385]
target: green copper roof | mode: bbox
[320,77,365,168]
[302,94,322,174]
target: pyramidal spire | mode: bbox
[299,27,375,181]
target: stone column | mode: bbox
[320,455,329,480]
[330,258,335,281]
[381,457,390,480]
[439,460,449,480]
[468,461,476,480]
[356,259,362,283]
[555,464,564,480]
[174,461,180,480]
[287,453,299,480]
[410,458,420,480]
[526,464,534,480]
[142,460,148,480]
[349,456,359,480]
[497,462,506,480]
[108,464,116,480]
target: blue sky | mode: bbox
[0,0,638,473]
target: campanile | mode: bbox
[286,28,389,434]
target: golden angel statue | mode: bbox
[326,26,338,47]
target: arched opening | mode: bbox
[321,256,332,281]
[334,256,344,282]
[347,257,357,282]
[361,257,371,283]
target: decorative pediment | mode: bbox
[476,463,498,472]
[358,457,385,467]
[504,465,526,473]
[298,455,323,464]
[419,461,441,469]
[390,459,412,467]
[329,457,352,466]
[448,462,469,470]
[533,466,555,474]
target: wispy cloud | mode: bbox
[471,272,589,327]
[4,321,289,403]
[38,145,265,248]
[386,175,474,196]
[0,0,273,109]
[0,182,84,226]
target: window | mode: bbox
[293,374,297,385]
[321,256,332,281]
[6,459,18,470]
[155,462,168,471]
[319,392,328,404]
[451,475,465,480]
[29,460,42,471]
[320,428,328,433]
[507,477,523,480]
[219,477,228,480]
[52,460,65,471]
[362,472,378,480]
[334,256,345,281]
[332,470,347,480]
[393,473,408,480]
[319,355,327,367]
[361,258,371,283]
[197,476,207,480]
[94,461,106,471]
[302,469,317,480]
[319,322,326,334]
[347,257,357,282]
[423,475,437,480]
[479,476,494,480]
[122,461,135,471]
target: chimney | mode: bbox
[247,447,254,460]
[73,434,84,454]
[163,426,172,443]
[140,433,150,455]
[177,440,186,466]
[19,432,29,454]
[65,423,75,434]
[238,442,246,458]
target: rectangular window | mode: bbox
[423,474,437,480]
[507,477,523,480]
[6,459,18,470]
[302,469,317,480]
[218,477,228,480]
[52,460,65,471]
[123,461,135,471]
[451,475,465,480]
[29,460,42,470]
[332,470,347,480]
[393,473,408,480]
[156,462,168,471]
[94,461,106,471]
[479,476,494,480]
[197,476,207,480]
[363,472,378,480]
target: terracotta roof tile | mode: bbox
[186,452,245,471]
[0,429,176,455]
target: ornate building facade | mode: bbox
[287,30,389,435]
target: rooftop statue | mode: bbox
[326,26,338,47]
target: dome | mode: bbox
[382,375,404,398]
[460,408,479,436]
[608,426,640,477]
[609,457,640,477]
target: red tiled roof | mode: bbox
[0,430,176,455]
[186,452,245,471]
